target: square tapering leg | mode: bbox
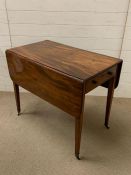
[75,116,83,160]
[105,77,115,128]
[75,93,85,160]
[13,82,21,115]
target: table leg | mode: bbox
[75,94,85,160]
[105,77,115,129]
[75,116,83,160]
[13,82,21,115]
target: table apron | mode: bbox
[85,66,117,93]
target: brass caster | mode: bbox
[105,123,110,129]
[75,154,80,160]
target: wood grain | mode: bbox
[6,50,84,118]
[8,40,122,81]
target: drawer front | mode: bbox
[85,66,117,93]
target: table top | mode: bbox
[8,40,122,81]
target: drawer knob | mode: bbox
[92,80,97,84]
[107,71,112,75]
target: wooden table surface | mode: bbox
[8,40,122,81]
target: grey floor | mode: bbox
[0,92,131,175]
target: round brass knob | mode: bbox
[92,80,97,84]
[107,71,112,75]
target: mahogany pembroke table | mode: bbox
[6,40,123,159]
